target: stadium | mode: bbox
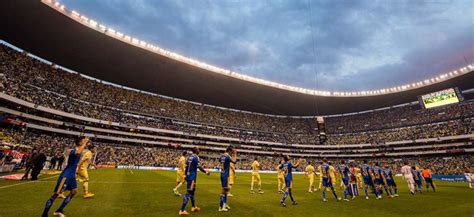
[0,0,473,217]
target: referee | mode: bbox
[422,167,436,192]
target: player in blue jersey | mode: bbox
[218,147,237,212]
[361,160,376,199]
[384,165,399,197]
[337,160,351,201]
[318,159,341,202]
[42,136,89,217]
[179,147,210,215]
[412,166,424,193]
[375,162,394,199]
[279,155,301,207]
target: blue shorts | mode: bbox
[186,176,197,191]
[322,177,333,187]
[220,174,229,188]
[374,178,383,185]
[363,176,373,186]
[285,178,292,188]
[386,179,396,186]
[415,180,422,186]
[342,178,349,186]
[53,174,77,193]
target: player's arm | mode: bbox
[198,165,210,175]
[293,159,303,168]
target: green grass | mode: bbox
[0,169,473,217]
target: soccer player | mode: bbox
[328,161,337,189]
[412,166,424,193]
[464,170,473,189]
[218,147,236,212]
[227,148,237,197]
[318,159,341,202]
[280,156,301,207]
[174,151,188,196]
[76,144,97,199]
[338,160,351,201]
[422,167,436,192]
[361,160,376,199]
[384,165,398,197]
[250,158,264,194]
[42,136,89,217]
[373,162,393,199]
[277,160,285,194]
[305,161,316,193]
[179,148,210,216]
[401,162,415,195]
[349,163,359,198]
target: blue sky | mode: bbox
[61,0,474,91]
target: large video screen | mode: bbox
[419,88,462,109]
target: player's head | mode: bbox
[192,147,200,155]
[385,165,390,169]
[254,157,258,161]
[375,162,380,167]
[363,159,367,164]
[323,158,327,163]
[307,161,312,165]
[226,147,233,153]
[341,160,345,164]
[75,136,89,147]
[328,161,332,165]
[182,151,187,156]
[284,155,290,162]
[411,166,416,170]
[89,145,97,153]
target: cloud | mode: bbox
[62,0,474,91]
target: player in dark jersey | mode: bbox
[279,155,301,207]
[218,147,236,212]
[319,159,341,202]
[42,136,89,217]
[384,165,399,197]
[361,160,376,199]
[337,160,351,201]
[412,166,424,193]
[179,147,210,215]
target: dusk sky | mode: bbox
[61,0,473,91]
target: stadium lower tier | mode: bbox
[1,127,472,175]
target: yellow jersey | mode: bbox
[177,156,186,173]
[277,164,284,178]
[79,150,92,171]
[305,165,315,177]
[251,161,260,173]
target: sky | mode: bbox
[60,0,474,91]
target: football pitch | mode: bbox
[0,169,473,217]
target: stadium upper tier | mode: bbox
[1,0,473,115]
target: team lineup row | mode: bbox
[174,146,435,215]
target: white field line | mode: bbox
[0,175,59,189]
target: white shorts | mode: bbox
[404,175,414,184]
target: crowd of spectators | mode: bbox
[2,43,473,147]
[1,128,471,175]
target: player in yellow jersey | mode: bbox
[250,158,264,194]
[277,160,285,194]
[227,148,237,197]
[173,151,188,196]
[305,161,316,193]
[76,145,97,199]
[328,162,337,188]
[355,165,363,190]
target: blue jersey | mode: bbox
[384,169,394,180]
[185,154,200,179]
[280,162,295,180]
[338,164,350,180]
[320,163,330,178]
[413,170,422,181]
[373,167,383,179]
[61,148,81,177]
[361,164,372,178]
[219,154,231,177]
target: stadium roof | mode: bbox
[1,0,473,116]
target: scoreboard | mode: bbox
[419,87,463,109]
